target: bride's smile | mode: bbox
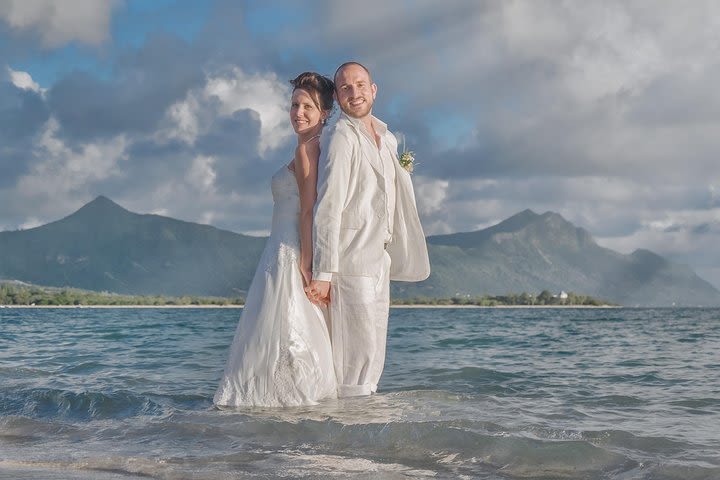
[290,88,324,138]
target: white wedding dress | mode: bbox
[214,165,337,407]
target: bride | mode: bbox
[214,72,337,407]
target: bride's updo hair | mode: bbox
[289,72,335,120]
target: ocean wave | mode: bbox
[0,388,208,420]
[2,393,718,479]
[3,449,718,480]
[577,394,649,408]
[598,372,688,386]
[432,336,496,348]
[423,366,524,396]
[669,397,720,410]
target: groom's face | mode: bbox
[335,64,376,119]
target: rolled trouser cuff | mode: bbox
[337,383,372,397]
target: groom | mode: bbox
[306,62,430,397]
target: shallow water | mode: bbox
[1,307,719,479]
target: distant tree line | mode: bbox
[391,290,612,306]
[0,283,244,306]
[1,283,610,307]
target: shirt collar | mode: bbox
[341,112,387,137]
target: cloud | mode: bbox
[7,66,43,93]
[204,68,292,154]
[0,71,50,187]
[7,116,127,222]
[0,0,120,48]
[414,177,449,216]
[185,155,217,193]
[24,117,127,191]
[45,33,207,142]
[158,67,292,155]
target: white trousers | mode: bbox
[329,251,391,397]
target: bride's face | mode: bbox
[290,89,323,135]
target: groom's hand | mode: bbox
[305,280,331,306]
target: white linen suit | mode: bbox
[313,112,430,397]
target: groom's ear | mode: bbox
[371,83,377,99]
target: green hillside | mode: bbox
[2,197,719,306]
[0,196,266,296]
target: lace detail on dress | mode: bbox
[271,344,295,402]
[260,241,300,275]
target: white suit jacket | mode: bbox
[313,113,430,282]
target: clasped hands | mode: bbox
[304,279,330,306]
[301,268,330,306]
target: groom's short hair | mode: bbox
[334,61,373,86]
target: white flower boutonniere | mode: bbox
[399,150,415,173]
[397,134,417,174]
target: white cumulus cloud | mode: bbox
[205,67,292,155]
[158,67,292,156]
[7,67,44,94]
[0,0,120,48]
[15,118,128,213]
[185,155,217,193]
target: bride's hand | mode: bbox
[305,280,331,307]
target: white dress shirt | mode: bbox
[355,116,396,243]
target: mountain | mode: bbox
[1,198,718,306]
[0,196,266,296]
[391,210,720,306]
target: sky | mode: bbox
[1,0,719,289]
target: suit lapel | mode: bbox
[345,119,385,180]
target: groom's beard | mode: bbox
[340,96,373,119]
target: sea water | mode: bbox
[0,307,718,479]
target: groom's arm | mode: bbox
[312,126,353,281]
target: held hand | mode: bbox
[305,280,331,306]
[318,285,331,306]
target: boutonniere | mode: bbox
[398,136,417,174]
[399,150,415,173]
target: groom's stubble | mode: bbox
[334,63,377,121]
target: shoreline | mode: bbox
[1,304,620,309]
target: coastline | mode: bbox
[1,304,620,309]
[0,304,243,309]
[392,304,620,309]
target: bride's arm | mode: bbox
[293,140,320,287]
